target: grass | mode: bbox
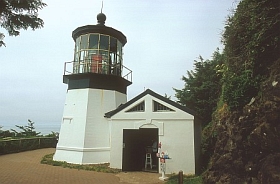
[166,174,202,184]
[41,153,203,183]
[41,153,121,173]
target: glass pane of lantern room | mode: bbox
[74,36,81,68]
[75,37,81,53]
[117,40,123,69]
[100,50,109,74]
[109,37,117,65]
[80,35,89,50]
[117,41,122,55]
[73,51,80,73]
[100,35,109,50]
[89,34,99,49]
[110,37,117,52]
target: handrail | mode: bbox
[0,137,56,142]
[64,60,132,83]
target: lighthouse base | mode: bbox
[54,88,127,165]
[54,146,110,164]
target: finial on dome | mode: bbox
[97,1,106,25]
[97,12,106,25]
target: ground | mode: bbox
[116,172,165,184]
[0,148,165,184]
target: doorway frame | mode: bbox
[122,127,158,172]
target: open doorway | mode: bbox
[122,128,158,172]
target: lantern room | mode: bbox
[63,13,131,82]
[73,33,124,75]
[62,13,132,94]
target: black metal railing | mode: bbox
[64,59,132,82]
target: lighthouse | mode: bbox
[54,12,132,164]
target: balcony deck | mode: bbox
[64,60,132,83]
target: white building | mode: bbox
[106,89,202,174]
[54,12,202,175]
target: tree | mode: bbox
[0,32,4,46]
[174,49,224,125]
[11,119,41,137]
[0,0,47,46]
[164,93,171,99]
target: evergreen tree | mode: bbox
[11,119,41,137]
[0,0,47,46]
[174,49,224,125]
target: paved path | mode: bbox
[0,148,164,184]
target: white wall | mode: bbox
[158,120,195,174]
[54,88,127,164]
[108,94,196,174]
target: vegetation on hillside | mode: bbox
[175,0,280,183]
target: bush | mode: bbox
[222,70,259,110]
[0,137,57,155]
[41,153,121,173]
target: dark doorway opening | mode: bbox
[122,128,158,172]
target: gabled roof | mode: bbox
[104,89,197,118]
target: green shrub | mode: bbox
[41,153,121,173]
[0,137,57,155]
[222,70,259,110]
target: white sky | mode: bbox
[0,0,239,128]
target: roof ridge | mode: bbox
[104,89,197,118]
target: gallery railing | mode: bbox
[64,59,132,82]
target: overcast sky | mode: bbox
[0,0,239,128]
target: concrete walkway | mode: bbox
[0,148,164,184]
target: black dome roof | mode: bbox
[72,13,127,45]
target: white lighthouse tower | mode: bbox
[54,13,132,164]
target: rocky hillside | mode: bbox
[203,59,280,183]
[174,1,279,182]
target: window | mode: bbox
[100,35,109,50]
[126,101,145,112]
[110,37,117,52]
[80,35,89,50]
[153,100,174,112]
[75,37,81,53]
[89,34,99,49]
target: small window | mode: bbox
[80,35,89,50]
[153,100,174,112]
[100,35,109,50]
[75,37,81,53]
[89,34,99,49]
[126,101,145,112]
[110,37,117,52]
